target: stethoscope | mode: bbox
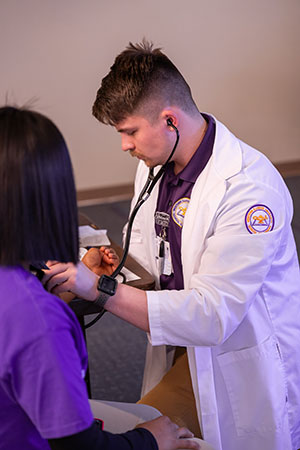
[84,118,180,328]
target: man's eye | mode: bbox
[127,130,136,136]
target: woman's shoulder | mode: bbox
[0,265,79,343]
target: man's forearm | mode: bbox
[43,262,150,332]
[105,284,150,332]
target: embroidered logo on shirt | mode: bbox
[245,204,274,234]
[172,197,190,228]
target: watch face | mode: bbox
[98,274,117,296]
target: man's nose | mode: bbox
[121,135,134,152]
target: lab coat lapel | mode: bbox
[181,161,226,281]
[182,118,242,283]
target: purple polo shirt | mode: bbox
[0,266,159,450]
[0,266,158,450]
[0,265,94,449]
[155,113,215,290]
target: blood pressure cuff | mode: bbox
[48,420,158,450]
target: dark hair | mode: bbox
[92,39,198,126]
[0,106,79,266]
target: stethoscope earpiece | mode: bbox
[166,118,178,134]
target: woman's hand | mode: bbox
[42,247,119,301]
[42,260,99,301]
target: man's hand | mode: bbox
[42,261,99,301]
[82,246,119,276]
[137,416,201,450]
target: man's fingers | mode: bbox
[177,427,194,439]
[99,247,119,269]
[176,437,201,449]
[100,246,119,260]
[176,427,201,449]
[102,253,118,265]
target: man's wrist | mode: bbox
[93,274,118,308]
[93,290,111,308]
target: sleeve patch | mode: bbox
[245,204,275,234]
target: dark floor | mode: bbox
[79,175,300,402]
[79,199,145,402]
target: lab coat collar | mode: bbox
[211,116,243,180]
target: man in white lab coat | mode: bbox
[44,40,300,450]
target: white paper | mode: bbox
[79,247,88,260]
[116,266,140,283]
[79,225,110,247]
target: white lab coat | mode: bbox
[125,117,300,450]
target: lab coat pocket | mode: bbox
[217,336,287,436]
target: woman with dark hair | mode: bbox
[0,106,79,266]
[0,107,199,450]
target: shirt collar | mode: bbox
[164,113,215,185]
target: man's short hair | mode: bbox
[92,39,198,125]
[0,106,79,266]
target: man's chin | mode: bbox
[134,156,157,168]
[143,159,157,168]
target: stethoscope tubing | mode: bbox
[84,123,179,329]
[111,123,179,279]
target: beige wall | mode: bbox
[1,0,299,190]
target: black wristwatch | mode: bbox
[94,274,118,309]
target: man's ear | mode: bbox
[161,109,179,130]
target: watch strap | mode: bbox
[94,274,118,309]
[93,290,110,309]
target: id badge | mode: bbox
[155,236,173,276]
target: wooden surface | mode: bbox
[70,213,155,317]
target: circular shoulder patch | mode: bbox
[245,204,275,234]
[172,197,190,228]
